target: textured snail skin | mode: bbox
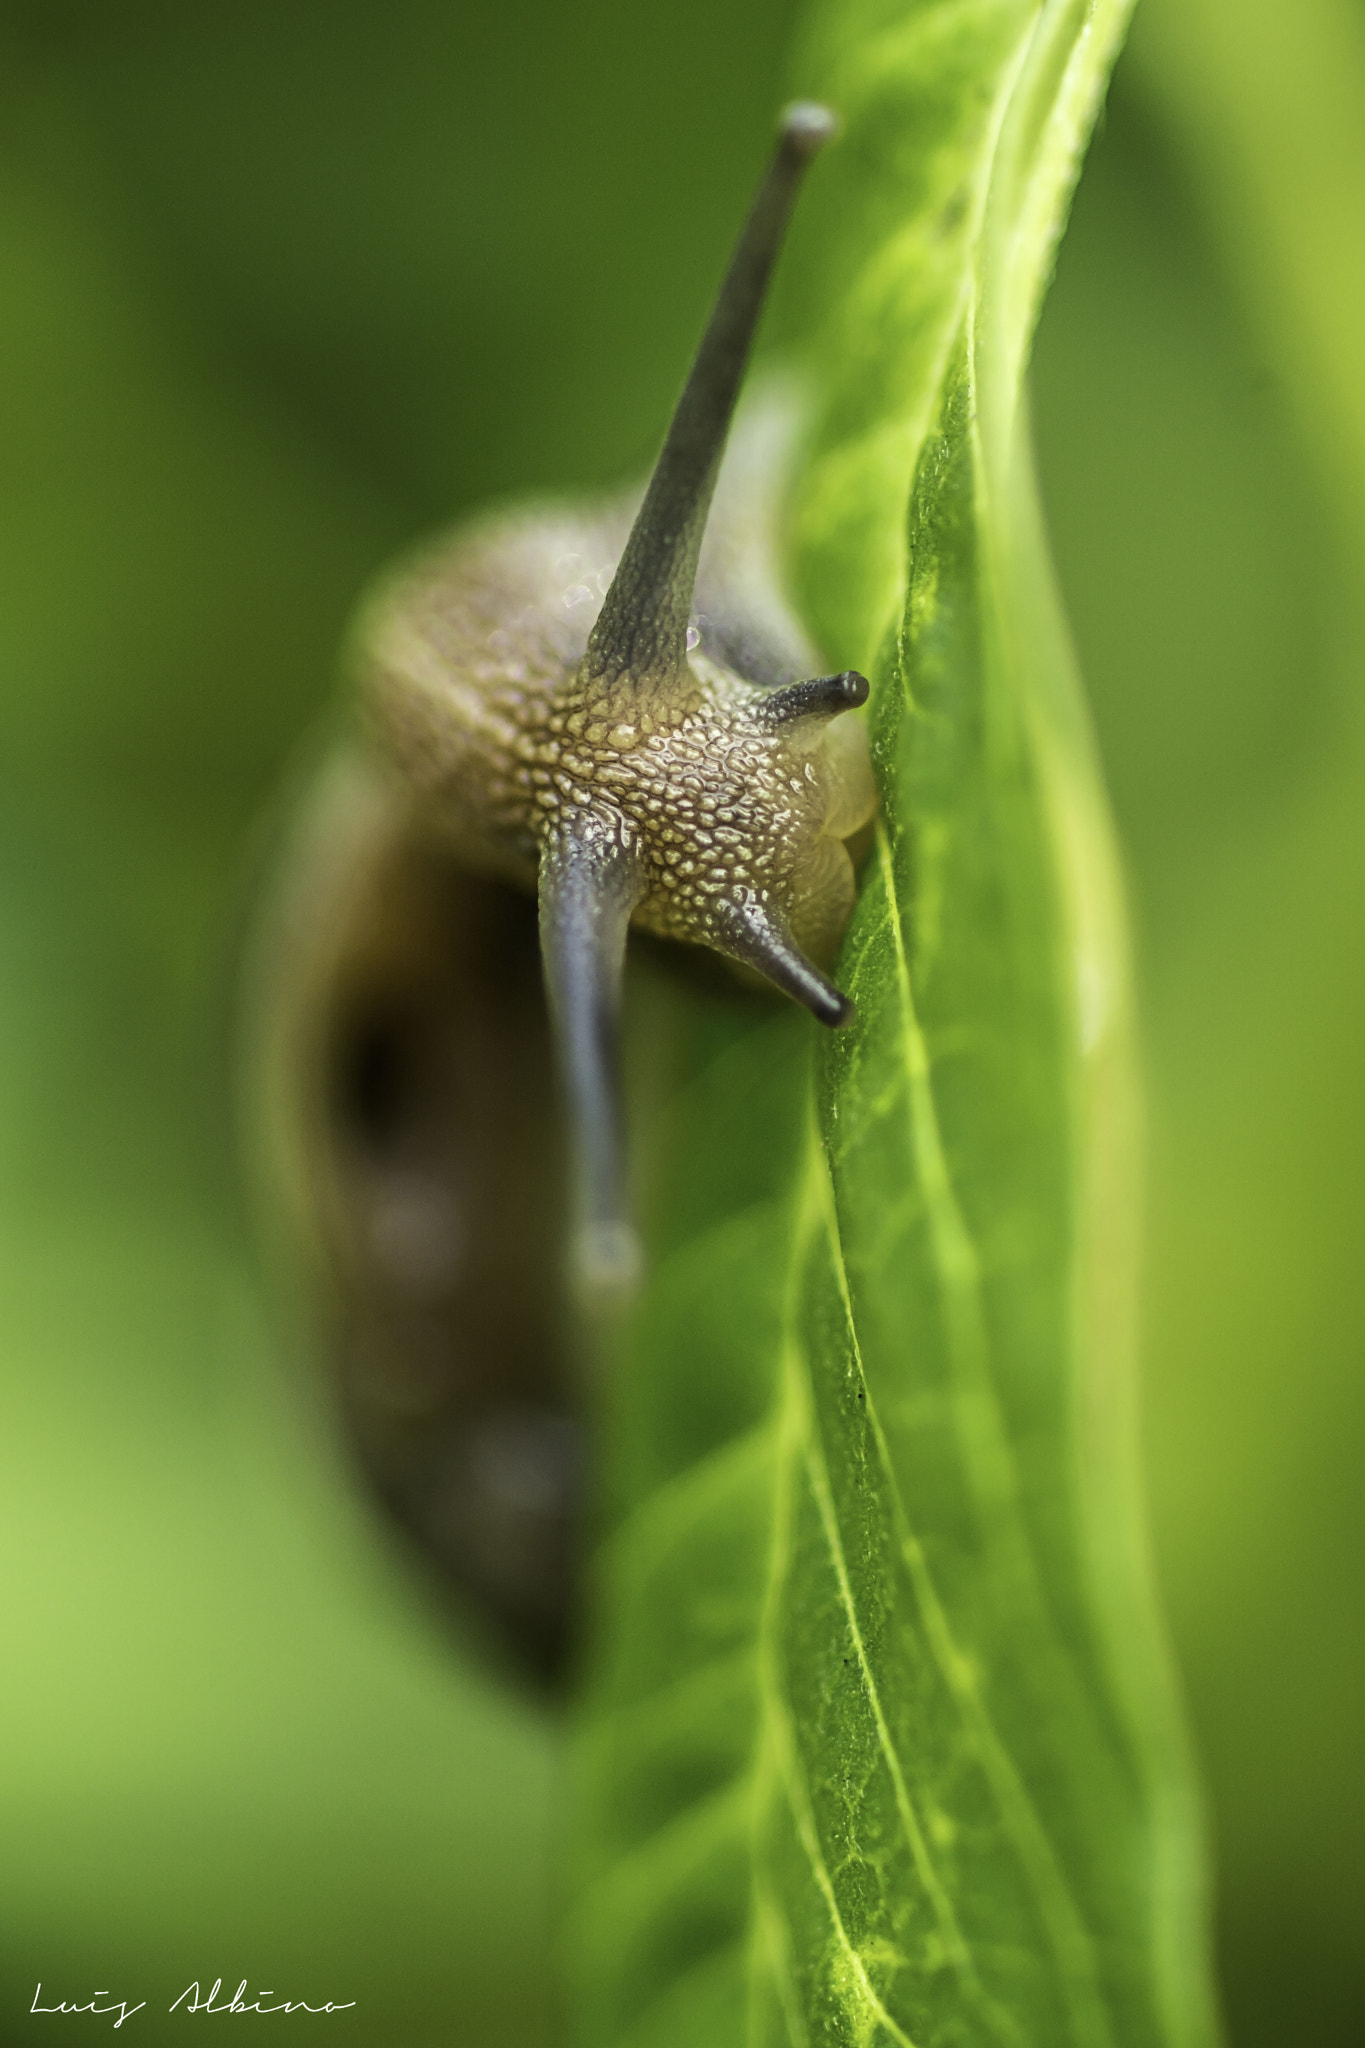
[354,492,876,989]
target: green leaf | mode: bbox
[568,3,1222,2045]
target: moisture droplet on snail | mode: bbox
[248,102,876,1684]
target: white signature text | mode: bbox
[31,1980,356,2024]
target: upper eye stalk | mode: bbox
[581,101,839,695]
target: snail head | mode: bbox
[358,102,875,1303]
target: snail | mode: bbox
[246,102,876,1687]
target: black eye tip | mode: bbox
[808,981,855,1029]
[763,670,870,728]
[825,987,857,1029]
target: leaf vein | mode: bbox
[747,1185,921,2048]
[794,1276,1024,2047]
[815,1148,1116,2048]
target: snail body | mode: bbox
[248,105,874,1684]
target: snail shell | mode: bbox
[244,107,875,1688]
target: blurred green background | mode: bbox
[0,2,1359,2044]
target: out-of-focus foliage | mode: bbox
[1036,6,1365,2044]
[0,1,1359,2045]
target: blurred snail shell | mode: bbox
[246,103,876,1688]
